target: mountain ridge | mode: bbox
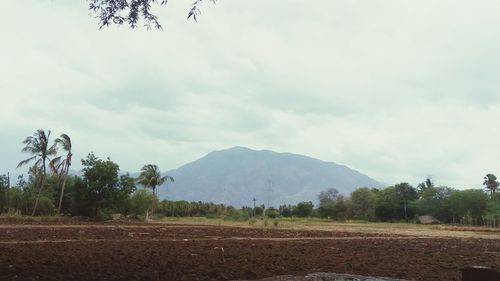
[157,146,382,207]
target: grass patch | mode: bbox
[154,217,500,239]
[0,213,72,223]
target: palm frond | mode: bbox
[55,134,72,152]
[161,175,174,183]
[17,156,37,168]
[47,142,59,156]
[49,156,63,174]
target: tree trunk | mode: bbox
[151,186,156,219]
[403,201,408,221]
[57,164,70,214]
[31,161,47,216]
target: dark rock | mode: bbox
[461,266,500,281]
[235,272,409,281]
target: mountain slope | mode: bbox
[158,147,382,207]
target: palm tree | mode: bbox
[50,134,72,214]
[17,129,58,216]
[136,164,174,218]
[417,177,434,197]
[483,174,499,199]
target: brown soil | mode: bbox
[0,224,498,281]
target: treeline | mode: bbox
[1,129,499,226]
[0,140,235,220]
[273,183,500,226]
[0,153,150,220]
[2,163,500,226]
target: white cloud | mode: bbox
[1,0,500,189]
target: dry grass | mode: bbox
[155,217,500,239]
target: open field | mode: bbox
[0,219,499,281]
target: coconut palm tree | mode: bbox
[17,129,58,216]
[136,164,174,218]
[483,174,499,199]
[50,134,72,214]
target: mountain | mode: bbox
[157,147,382,207]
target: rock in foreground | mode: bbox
[236,272,409,281]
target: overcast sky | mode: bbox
[1,0,499,188]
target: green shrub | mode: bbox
[96,208,113,221]
[36,197,56,216]
[129,189,153,216]
[266,209,279,218]
[224,212,249,221]
[205,213,218,219]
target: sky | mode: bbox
[1,0,500,189]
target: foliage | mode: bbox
[78,153,135,219]
[350,188,376,221]
[415,186,455,222]
[36,196,56,216]
[253,206,264,216]
[136,164,173,216]
[293,201,313,217]
[395,182,418,220]
[318,188,341,206]
[17,129,58,216]
[157,200,230,218]
[485,199,500,227]
[224,211,250,222]
[417,177,434,196]
[87,0,216,29]
[50,134,72,214]
[0,174,8,212]
[128,189,155,216]
[448,189,489,224]
[374,186,401,221]
[483,174,499,198]
[6,130,500,227]
[317,188,348,220]
[265,208,279,218]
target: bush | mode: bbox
[36,196,56,216]
[224,212,249,221]
[128,189,153,216]
[205,213,218,219]
[96,208,113,221]
[293,201,314,217]
[266,209,279,218]
[253,206,264,216]
[484,199,500,227]
[281,207,292,217]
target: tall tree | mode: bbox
[417,177,434,194]
[351,187,376,221]
[317,188,341,206]
[136,164,174,218]
[395,182,418,221]
[317,188,347,220]
[0,174,8,213]
[81,153,133,219]
[50,134,72,214]
[483,174,499,199]
[17,129,58,216]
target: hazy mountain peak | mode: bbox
[159,147,382,207]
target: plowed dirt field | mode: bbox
[0,223,499,281]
